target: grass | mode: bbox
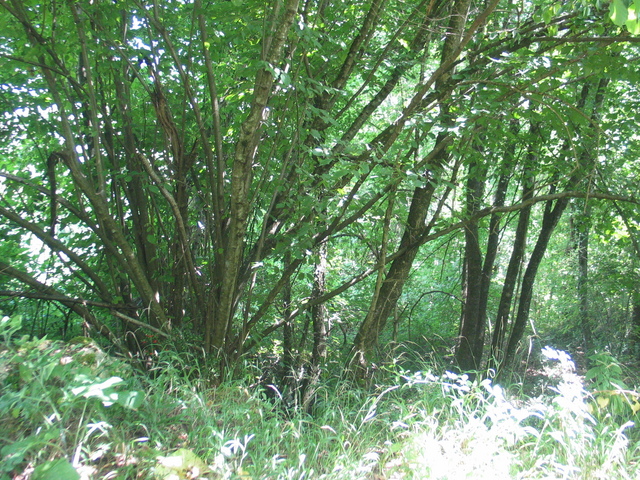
[1,314,640,479]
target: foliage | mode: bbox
[2,0,640,476]
[0,0,637,374]
[2,322,639,479]
[383,347,640,479]
[0,316,142,480]
[585,351,640,420]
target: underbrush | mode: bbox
[1,315,639,479]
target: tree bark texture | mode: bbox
[350,0,476,373]
[455,159,487,371]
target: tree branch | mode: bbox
[0,262,125,351]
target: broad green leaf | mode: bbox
[610,0,628,26]
[18,362,33,382]
[626,4,640,33]
[32,459,79,480]
[542,4,558,24]
[596,395,610,409]
[115,390,144,410]
[626,18,640,33]
[1,437,33,471]
[0,315,22,339]
[71,376,123,405]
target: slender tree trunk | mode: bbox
[455,123,515,371]
[210,0,300,353]
[349,0,473,374]
[488,170,534,372]
[350,191,396,377]
[455,160,486,371]
[350,179,438,373]
[631,293,640,361]
[479,169,510,329]
[576,201,592,353]
[502,193,570,371]
[612,209,640,361]
[311,242,329,367]
[500,78,609,374]
[282,251,295,377]
[302,240,328,411]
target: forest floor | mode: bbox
[2,318,640,479]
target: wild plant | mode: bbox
[0,315,143,480]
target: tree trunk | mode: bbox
[349,0,474,374]
[302,240,328,411]
[500,78,609,374]
[575,201,592,353]
[631,293,640,361]
[455,120,518,372]
[488,170,534,372]
[282,251,295,377]
[209,0,300,354]
[350,180,438,374]
[501,192,570,371]
[455,160,487,371]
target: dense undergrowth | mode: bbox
[1,315,640,480]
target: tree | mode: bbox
[1,0,639,386]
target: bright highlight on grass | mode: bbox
[1,315,639,479]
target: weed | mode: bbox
[2,319,639,480]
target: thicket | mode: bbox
[2,0,640,477]
[2,315,640,479]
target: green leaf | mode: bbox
[71,375,143,409]
[115,390,144,410]
[32,459,79,480]
[1,438,32,471]
[542,3,560,24]
[1,315,23,340]
[18,362,33,382]
[610,0,628,26]
[543,6,553,24]
[71,376,123,405]
[626,18,640,33]
[626,4,640,33]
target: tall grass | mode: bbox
[1,315,639,479]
